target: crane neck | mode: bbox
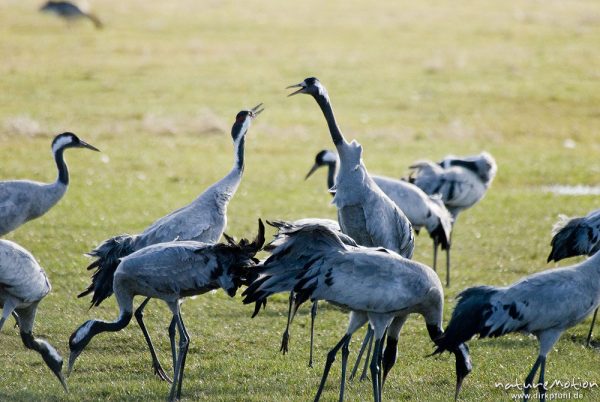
[53,147,69,185]
[313,92,346,147]
[325,161,336,193]
[234,135,246,173]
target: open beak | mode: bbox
[305,163,320,180]
[286,83,305,97]
[79,140,100,152]
[251,103,264,117]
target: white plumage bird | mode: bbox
[77,104,263,380]
[68,221,265,402]
[548,208,600,345]
[0,239,67,392]
[0,132,99,237]
[243,222,472,402]
[434,250,600,401]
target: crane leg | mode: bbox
[349,325,373,381]
[314,334,351,402]
[523,356,543,400]
[167,305,189,402]
[309,301,318,367]
[338,335,351,402]
[445,245,451,288]
[537,357,547,400]
[370,337,384,402]
[359,327,374,382]
[0,299,17,331]
[432,239,439,272]
[281,292,302,354]
[176,313,190,401]
[134,297,172,383]
[168,316,177,374]
[586,308,598,347]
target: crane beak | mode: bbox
[305,163,320,180]
[251,103,264,117]
[286,83,305,97]
[66,350,81,377]
[454,343,472,401]
[79,140,100,152]
[55,370,69,393]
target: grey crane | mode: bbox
[77,104,263,381]
[306,149,452,274]
[408,151,497,286]
[433,250,600,401]
[548,208,600,346]
[288,78,414,257]
[243,222,472,402]
[68,221,265,402]
[287,77,415,376]
[0,132,99,237]
[39,1,102,29]
[0,239,68,392]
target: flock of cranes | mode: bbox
[1,77,598,402]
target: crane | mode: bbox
[287,77,415,374]
[433,250,600,401]
[306,149,452,275]
[39,1,102,29]
[243,222,471,402]
[0,132,99,237]
[548,209,600,345]
[77,104,263,381]
[407,151,497,286]
[0,239,68,392]
[68,221,265,402]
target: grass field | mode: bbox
[1,0,600,400]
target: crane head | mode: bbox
[52,132,100,154]
[231,103,264,141]
[305,149,336,180]
[287,77,327,98]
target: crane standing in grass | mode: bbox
[408,151,497,286]
[68,221,265,402]
[0,239,68,392]
[306,149,452,273]
[77,104,263,381]
[287,77,414,372]
[0,132,100,237]
[548,208,600,345]
[433,250,600,401]
[243,222,471,402]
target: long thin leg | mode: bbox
[134,297,172,383]
[309,301,318,367]
[314,334,351,402]
[432,239,439,272]
[338,335,351,402]
[537,357,547,400]
[0,299,17,331]
[349,326,372,380]
[168,316,177,374]
[523,356,542,400]
[12,311,20,329]
[359,328,374,381]
[445,244,451,287]
[168,306,189,402]
[176,310,190,400]
[370,337,383,402]
[586,308,598,347]
[281,292,302,354]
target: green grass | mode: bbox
[1,0,600,400]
